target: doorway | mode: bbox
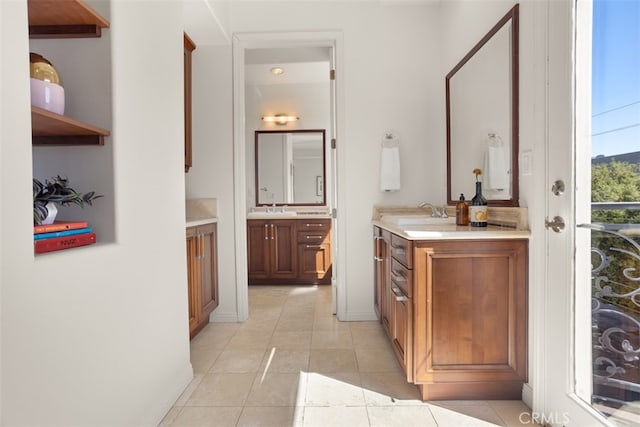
[232,32,344,322]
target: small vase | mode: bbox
[42,202,58,225]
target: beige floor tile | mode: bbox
[349,321,384,333]
[185,373,255,406]
[308,348,359,373]
[170,406,243,426]
[311,330,354,348]
[190,323,240,351]
[352,326,391,348]
[173,374,204,407]
[246,305,283,322]
[209,349,267,373]
[276,316,315,332]
[190,348,222,374]
[312,316,350,331]
[355,346,402,373]
[269,331,313,349]
[226,329,273,350]
[301,406,370,427]
[489,402,541,426]
[304,372,365,406]
[237,317,279,332]
[159,407,181,426]
[359,372,423,406]
[245,372,304,407]
[236,406,298,427]
[429,402,506,426]
[260,348,310,373]
[367,406,439,426]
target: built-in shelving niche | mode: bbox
[29,0,115,248]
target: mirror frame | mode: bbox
[446,4,519,207]
[255,129,327,207]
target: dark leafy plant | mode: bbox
[33,175,102,224]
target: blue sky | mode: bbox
[591,0,640,157]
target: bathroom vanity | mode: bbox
[247,214,332,285]
[373,208,529,400]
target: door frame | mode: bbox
[232,31,345,321]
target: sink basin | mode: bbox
[247,211,298,219]
[379,214,456,226]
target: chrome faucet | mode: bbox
[418,202,448,218]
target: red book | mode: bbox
[34,221,89,234]
[34,232,96,254]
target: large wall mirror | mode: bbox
[446,4,519,207]
[255,129,326,206]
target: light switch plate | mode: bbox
[520,149,533,176]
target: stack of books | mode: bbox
[33,221,96,254]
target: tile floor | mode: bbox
[161,285,538,426]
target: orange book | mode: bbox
[34,232,96,254]
[33,220,89,234]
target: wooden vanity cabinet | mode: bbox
[413,239,528,400]
[373,227,393,337]
[186,223,219,338]
[389,234,414,382]
[247,219,298,283]
[297,219,332,284]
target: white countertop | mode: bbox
[372,219,530,241]
[186,217,218,228]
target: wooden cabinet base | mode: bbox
[418,381,524,401]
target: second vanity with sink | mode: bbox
[373,206,529,401]
[247,208,332,285]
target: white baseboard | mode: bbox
[522,383,534,408]
[209,310,240,323]
[150,362,193,425]
[338,310,378,322]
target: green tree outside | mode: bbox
[591,161,640,224]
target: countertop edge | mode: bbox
[246,214,332,220]
[186,218,218,228]
[372,220,531,241]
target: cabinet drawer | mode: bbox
[390,258,413,297]
[298,232,329,244]
[391,234,413,268]
[298,219,331,232]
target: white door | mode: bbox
[543,1,640,425]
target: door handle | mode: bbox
[545,216,566,233]
[264,224,269,240]
[270,223,275,240]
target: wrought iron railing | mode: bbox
[590,203,640,419]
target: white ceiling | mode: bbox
[245,47,331,85]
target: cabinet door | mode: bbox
[298,242,332,284]
[391,288,413,382]
[247,220,270,279]
[373,227,384,319]
[186,227,200,335]
[270,220,297,279]
[199,223,219,316]
[381,230,393,339]
[413,239,528,399]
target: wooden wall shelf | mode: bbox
[31,107,110,146]
[28,0,110,39]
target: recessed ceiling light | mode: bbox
[270,67,285,75]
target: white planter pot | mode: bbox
[41,202,58,225]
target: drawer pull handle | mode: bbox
[305,245,322,249]
[391,286,409,302]
[264,224,269,240]
[306,235,322,239]
[305,223,324,227]
[391,271,406,282]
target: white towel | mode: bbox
[380,145,401,192]
[485,146,509,191]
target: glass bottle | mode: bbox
[456,193,469,226]
[470,182,488,227]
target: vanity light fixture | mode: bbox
[270,67,285,75]
[261,114,299,125]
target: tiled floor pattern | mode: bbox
[161,285,538,426]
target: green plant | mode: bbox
[33,175,102,224]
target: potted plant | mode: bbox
[33,175,102,225]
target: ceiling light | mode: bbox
[261,114,299,125]
[270,67,285,75]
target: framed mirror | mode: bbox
[255,129,326,206]
[446,4,519,207]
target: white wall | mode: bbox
[187,0,443,321]
[1,1,192,424]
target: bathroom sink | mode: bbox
[379,214,456,226]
